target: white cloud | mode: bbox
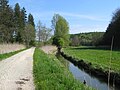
[32,11,109,25]
[54,12,109,22]
[70,24,107,34]
[32,11,109,34]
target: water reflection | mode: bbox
[56,54,120,90]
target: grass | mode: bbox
[63,46,120,73]
[0,48,27,60]
[33,48,94,90]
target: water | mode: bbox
[57,55,120,90]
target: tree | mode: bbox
[0,0,9,12]
[28,13,35,46]
[23,24,35,47]
[37,20,42,42]
[71,35,80,46]
[28,13,35,27]
[18,7,27,43]
[14,3,21,42]
[0,0,14,43]
[101,8,120,48]
[52,14,69,52]
[37,21,51,43]
[51,14,59,32]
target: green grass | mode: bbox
[33,48,93,90]
[63,46,120,73]
[0,48,26,60]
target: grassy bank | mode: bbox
[0,48,27,60]
[63,46,120,73]
[33,48,93,90]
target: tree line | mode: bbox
[0,0,35,47]
[70,32,104,46]
[70,8,120,48]
[99,8,120,48]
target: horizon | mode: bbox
[9,0,120,34]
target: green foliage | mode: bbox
[0,1,36,46]
[53,37,64,47]
[101,8,120,48]
[33,48,93,90]
[0,0,15,43]
[70,32,104,46]
[52,14,69,48]
[23,24,35,47]
[28,13,35,27]
[64,46,120,73]
[14,3,22,43]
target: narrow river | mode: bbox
[57,54,120,90]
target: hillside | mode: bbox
[70,32,104,46]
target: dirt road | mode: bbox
[0,48,35,90]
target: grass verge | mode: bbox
[33,48,93,90]
[63,46,120,73]
[0,48,27,60]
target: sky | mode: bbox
[9,0,120,34]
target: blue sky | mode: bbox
[9,0,120,34]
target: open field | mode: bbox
[0,43,25,54]
[63,46,120,73]
[33,48,93,90]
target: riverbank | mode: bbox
[33,48,94,90]
[61,50,120,87]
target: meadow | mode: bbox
[63,46,120,73]
[33,48,94,90]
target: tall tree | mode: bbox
[52,14,69,52]
[28,13,35,46]
[19,7,27,43]
[0,0,9,11]
[37,20,42,42]
[14,3,21,42]
[51,14,59,32]
[101,8,120,48]
[23,24,35,47]
[37,21,51,43]
[0,0,14,43]
[28,13,35,27]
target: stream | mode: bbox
[57,54,120,90]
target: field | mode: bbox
[0,43,25,54]
[63,46,120,73]
[33,48,93,90]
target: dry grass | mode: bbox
[0,43,26,54]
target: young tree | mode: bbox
[52,14,69,52]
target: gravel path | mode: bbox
[0,47,35,90]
